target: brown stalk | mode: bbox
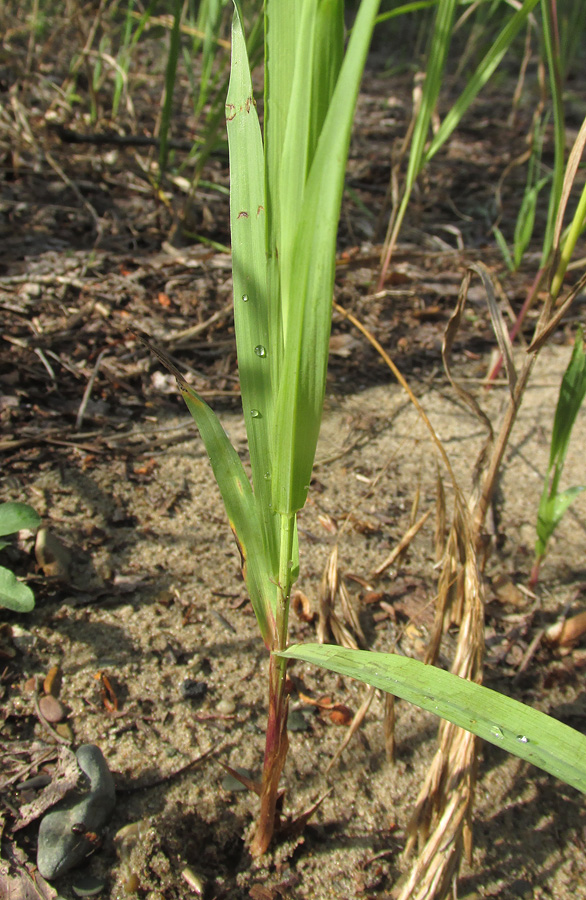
[250,651,289,857]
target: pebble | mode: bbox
[55,722,74,742]
[44,664,62,696]
[17,773,52,791]
[216,698,235,715]
[114,819,148,862]
[179,679,207,702]
[288,709,311,732]
[221,766,253,792]
[37,744,116,880]
[39,694,66,723]
[71,875,107,897]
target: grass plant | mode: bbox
[377,0,546,288]
[147,0,381,855]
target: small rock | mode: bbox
[124,873,140,894]
[17,773,52,791]
[44,664,62,697]
[114,819,148,862]
[71,875,106,897]
[37,744,116,880]
[39,695,66,723]
[288,709,311,732]
[10,625,36,653]
[179,679,207,702]
[221,766,253,792]
[54,721,74,742]
[216,698,235,715]
[35,528,71,581]
[20,282,42,299]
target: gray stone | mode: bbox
[37,744,116,880]
[221,766,253,792]
[71,875,107,897]
[288,708,311,732]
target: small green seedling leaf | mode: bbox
[0,502,41,538]
[536,485,586,560]
[534,328,586,573]
[277,643,586,794]
[0,566,35,612]
[549,328,586,474]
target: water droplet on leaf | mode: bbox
[250,409,260,418]
[516,735,529,743]
[264,472,271,480]
[254,345,266,358]
[490,725,504,741]
[241,293,249,302]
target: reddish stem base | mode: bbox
[250,654,289,857]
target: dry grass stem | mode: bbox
[373,510,432,577]
[384,692,396,764]
[317,546,360,650]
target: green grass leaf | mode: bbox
[277,643,586,794]
[226,2,279,579]
[270,0,381,516]
[181,382,276,644]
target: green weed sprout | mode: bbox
[151,0,380,855]
[0,502,40,612]
[530,327,586,588]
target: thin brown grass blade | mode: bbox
[372,509,432,577]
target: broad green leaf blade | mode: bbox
[226,2,278,576]
[277,644,586,794]
[0,502,41,537]
[0,565,35,612]
[180,382,276,644]
[271,0,381,516]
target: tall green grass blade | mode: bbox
[424,0,540,164]
[376,0,440,23]
[309,0,344,158]
[406,0,457,193]
[540,0,565,265]
[271,0,381,517]
[225,2,279,581]
[159,0,182,178]
[277,643,586,794]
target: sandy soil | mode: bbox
[3,340,586,900]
